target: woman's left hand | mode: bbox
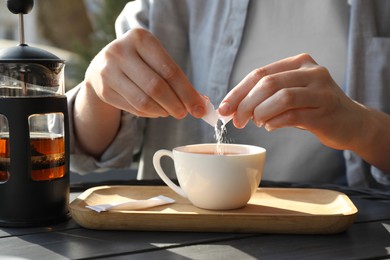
[218,53,367,151]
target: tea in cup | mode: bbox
[153,143,266,210]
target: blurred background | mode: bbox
[0,0,138,185]
[0,0,129,91]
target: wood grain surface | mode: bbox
[70,185,357,234]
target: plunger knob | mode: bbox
[7,0,34,14]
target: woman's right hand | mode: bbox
[84,27,206,119]
[73,28,206,157]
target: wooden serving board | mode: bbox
[69,185,358,234]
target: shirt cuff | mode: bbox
[371,166,390,185]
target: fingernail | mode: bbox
[255,121,264,128]
[192,104,205,118]
[234,118,248,129]
[177,111,187,119]
[218,102,230,115]
[265,124,274,132]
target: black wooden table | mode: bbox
[1,181,390,260]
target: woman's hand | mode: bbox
[74,28,206,157]
[218,53,366,151]
[84,27,206,119]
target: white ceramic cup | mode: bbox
[153,143,266,210]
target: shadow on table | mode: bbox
[70,169,138,186]
[70,219,390,260]
[3,179,390,259]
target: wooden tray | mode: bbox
[69,185,358,234]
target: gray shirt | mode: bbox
[67,0,390,189]
[344,0,390,189]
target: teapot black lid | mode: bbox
[7,0,34,15]
[0,44,64,64]
[0,0,64,65]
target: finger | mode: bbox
[94,65,169,118]
[219,53,316,116]
[117,74,171,118]
[252,87,321,127]
[259,53,317,74]
[262,108,318,131]
[120,50,188,118]
[251,66,337,127]
[131,29,206,118]
[100,85,164,118]
[103,88,161,118]
[232,67,318,128]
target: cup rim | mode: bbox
[173,143,266,155]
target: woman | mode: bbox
[68,0,390,189]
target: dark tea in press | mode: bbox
[0,133,65,182]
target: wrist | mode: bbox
[348,103,390,173]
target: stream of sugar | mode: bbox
[214,120,229,155]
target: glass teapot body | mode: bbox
[0,60,70,227]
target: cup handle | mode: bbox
[153,150,187,198]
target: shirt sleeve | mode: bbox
[344,150,390,188]
[371,167,390,186]
[66,85,145,175]
[115,0,151,36]
[345,1,390,188]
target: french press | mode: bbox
[0,0,70,226]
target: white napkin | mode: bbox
[202,98,233,127]
[86,195,175,213]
